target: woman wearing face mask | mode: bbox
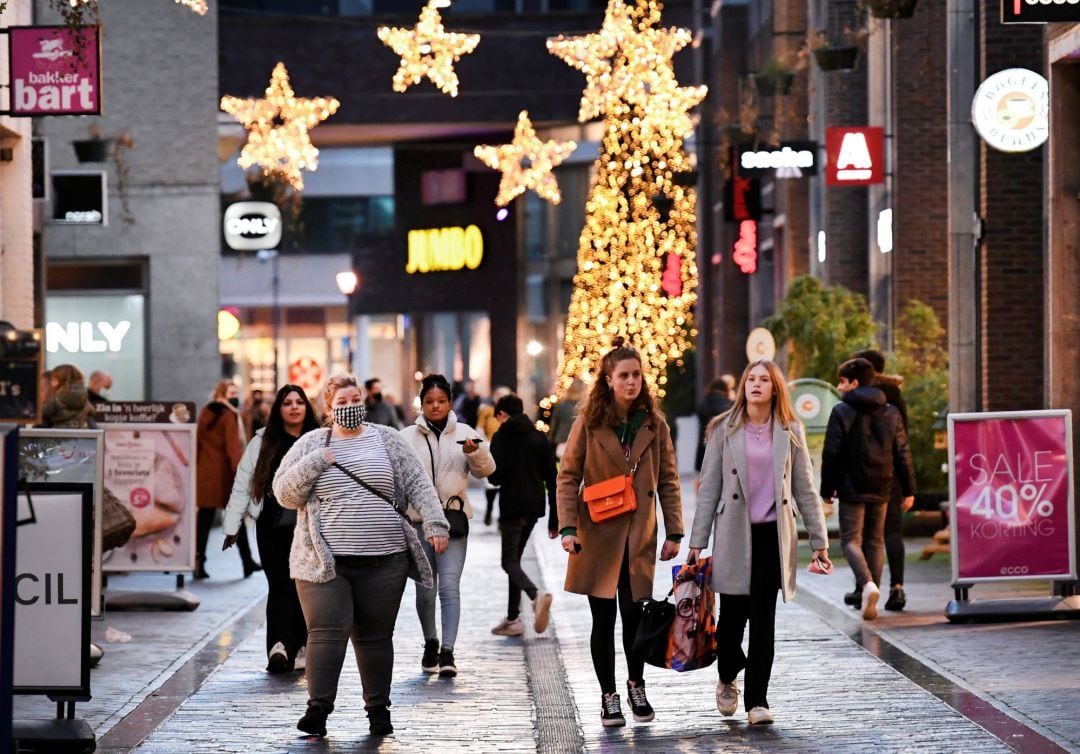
[272,374,449,738]
[223,385,321,673]
[688,360,830,726]
[195,380,261,579]
[557,339,683,727]
[398,374,495,678]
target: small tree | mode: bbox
[762,276,878,381]
[889,300,949,493]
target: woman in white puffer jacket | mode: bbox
[399,374,495,678]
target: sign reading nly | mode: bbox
[406,225,484,274]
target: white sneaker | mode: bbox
[716,679,739,716]
[293,646,306,672]
[267,642,288,673]
[862,581,881,621]
[491,617,524,636]
[533,592,553,633]
[748,706,774,725]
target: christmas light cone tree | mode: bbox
[549,0,703,397]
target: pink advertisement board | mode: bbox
[949,411,1077,583]
[7,26,101,116]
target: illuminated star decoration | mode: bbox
[377,0,480,98]
[220,62,340,191]
[474,111,577,207]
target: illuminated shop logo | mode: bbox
[406,225,484,274]
[732,220,757,274]
[825,127,884,186]
[223,202,282,251]
[971,68,1048,154]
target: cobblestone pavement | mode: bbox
[15,484,1080,753]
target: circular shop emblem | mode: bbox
[794,393,822,421]
[971,68,1048,154]
[288,356,323,392]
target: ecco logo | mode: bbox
[999,565,1030,575]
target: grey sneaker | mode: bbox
[716,679,739,716]
[491,617,524,636]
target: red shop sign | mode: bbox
[5,26,102,116]
[948,410,1077,583]
[825,127,884,186]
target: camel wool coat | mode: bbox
[689,417,828,602]
[556,412,682,601]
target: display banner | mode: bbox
[6,26,101,116]
[13,483,92,696]
[93,401,195,424]
[949,410,1077,583]
[102,425,196,573]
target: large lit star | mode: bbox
[377,0,481,98]
[474,111,577,206]
[220,62,339,191]
[546,0,633,122]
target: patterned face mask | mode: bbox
[332,403,366,429]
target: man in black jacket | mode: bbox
[487,394,558,637]
[820,358,916,621]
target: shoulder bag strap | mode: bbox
[324,428,407,519]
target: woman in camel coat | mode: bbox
[557,340,682,729]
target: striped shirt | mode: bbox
[313,430,406,556]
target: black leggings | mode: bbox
[587,547,643,695]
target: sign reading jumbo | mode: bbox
[7,26,101,116]
[406,225,484,274]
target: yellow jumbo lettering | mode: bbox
[405,225,484,273]
[464,225,483,269]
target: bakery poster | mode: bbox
[102,424,195,572]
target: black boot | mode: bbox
[194,558,210,580]
[368,705,393,735]
[885,587,907,611]
[297,704,328,737]
[843,590,861,609]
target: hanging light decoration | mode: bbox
[377,0,480,98]
[474,111,577,207]
[66,0,207,12]
[220,62,340,191]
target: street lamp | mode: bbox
[336,271,359,296]
[336,270,359,373]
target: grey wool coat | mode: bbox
[689,417,828,602]
[272,425,449,584]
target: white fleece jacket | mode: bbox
[398,410,495,522]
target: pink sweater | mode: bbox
[744,424,777,523]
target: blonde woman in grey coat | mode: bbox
[688,360,830,727]
[273,374,448,739]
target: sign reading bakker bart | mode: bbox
[825,127,884,186]
[6,26,101,116]
[971,68,1048,153]
[1002,0,1080,24]
[949,410,1077,584]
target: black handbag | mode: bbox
[444,495,469,539]
[632,596,677,668]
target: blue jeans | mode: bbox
[414,524,468,651]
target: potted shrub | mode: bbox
[755,57,796,97]
[73,125,111,163]
[867,0,918,19]
[807,28,864,72]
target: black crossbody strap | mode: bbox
[324,428,407,519]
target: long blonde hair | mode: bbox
[322,373,359,426]
[706,359,801,443]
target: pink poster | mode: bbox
[950,412,1076,582]
[8,26,101,116]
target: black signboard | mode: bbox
[1002,0,1080,23]
[0,361,40,424]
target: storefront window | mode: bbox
[281,196,394,254]
[45,294,146,400]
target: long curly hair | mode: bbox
[249,385,320,502]
[580,338,659,429]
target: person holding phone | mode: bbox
[399,374,495,678]
[556,339,683,727]
[688,359,830,726]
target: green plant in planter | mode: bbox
[806,28,864,72]
[755,57,796,97]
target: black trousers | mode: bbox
[255,513,307,660]
[884,482,905,588]
[501,515,539,620]
[195,507,254,569]
[716,522,781,711]
[587,547,644,695]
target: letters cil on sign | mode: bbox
[8,26,101,116]
[825,127,884,186]
[949,411,1077,583]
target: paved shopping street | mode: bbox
[14,485,1079,753]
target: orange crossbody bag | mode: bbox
[583,460,640,524]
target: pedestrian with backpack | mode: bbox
[820,358,916,621]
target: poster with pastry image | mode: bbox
[102,424,196,572]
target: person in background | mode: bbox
[243,388,269,438]
[224,384,320,673]
[689,359,830,726]
[453,379,482,430]
[695,375,735,472]
[399,374,495,677]
[557,339,683,727]
[195,380,261,580]
[272,373,449,737]
[488,393,558,639]
[87,370,113,404]
[364,377,403,429]
[476,386,512,526]
[383,392,408,427]
[547,378,586,462]
[851,348,910,612]
[42,364,93,428]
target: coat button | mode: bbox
[732,493,739,500]
[782,499,788,505]
[648,490,655,496]
[731,469,737,474]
